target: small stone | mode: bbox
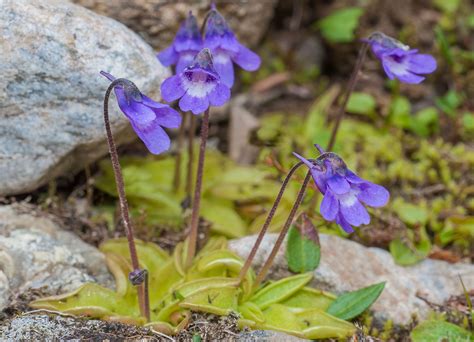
[229,233,474,325]
[0,204,113,311]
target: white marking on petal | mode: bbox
[181,71,217,98]
[383,55,410,77]
[337,188,360,208]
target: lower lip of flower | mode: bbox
[182,73,216,98]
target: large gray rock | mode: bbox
[72,0,277,49]
[0,0,169,196]
[0,204,113,311]
[229,234,474,325]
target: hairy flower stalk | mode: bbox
[102,72,180,321]
[327,42,369,151]
[254,170,312,287]
[186,108,209,268]
[238,161,305,284]
[103,80,148,321]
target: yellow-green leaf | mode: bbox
[297,308,356,339]
[282,287,336,311]
[179,286,240,316]
[258,304,304,337]
[250,273,313,309]
[238,302,265,324]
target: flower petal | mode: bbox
[336,213,354,233]
[152,106,182,129]
[357,182,390,208]
[213,52,234,88]
[395,71,425,84]
[407,54,437,74]
[327,174,351,195]
[157,45,178,67]
[233,43,261,71]
[128,102,156,126]
[208,83,230,106]
[141,95,167,109]
[113,88,134,115]
[381,56,425,84]
[176,52,197,74]
[345,170,365,184]
[130,120,171,155]
[320,191,339,221]
[161,75,186,102]
[179,93,209,115]
[339,195,370,226]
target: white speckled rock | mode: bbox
[229,234,474,325]
[0,0,169,196]
[0,205,113,310]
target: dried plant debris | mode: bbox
[176,312,241,342]
[0,314,161,341]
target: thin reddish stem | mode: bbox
[186,113,197,202]
[238,161,305,284]
[185,109,210,269]
[326,42,369,151]
[254,170,312,287]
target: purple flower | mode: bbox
[365,32,437,84]
[160,48,230,115]
[203,5,261,87]
[101,71,181,155]
[157,12,203,73]
[293,145,389,233]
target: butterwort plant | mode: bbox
[240,144,389,288]
[101,71,181,321]
[365,32,437,84]
[157,11,203,73]
[294,145,390,233]
[161,48,230,268]
[326,31,437,150]
[203,4,261,87]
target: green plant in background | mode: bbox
[316,7,364,43]
[95,150,286,238]
[411,320,473,341]
[31,238,384,339]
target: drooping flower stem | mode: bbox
[103,81,149,321]
[185,109,210,269]
[326,42,369,151]
[238,161,305,284]
[186,113,197,202]
[173,112,187,192]
[254,170,312,288]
